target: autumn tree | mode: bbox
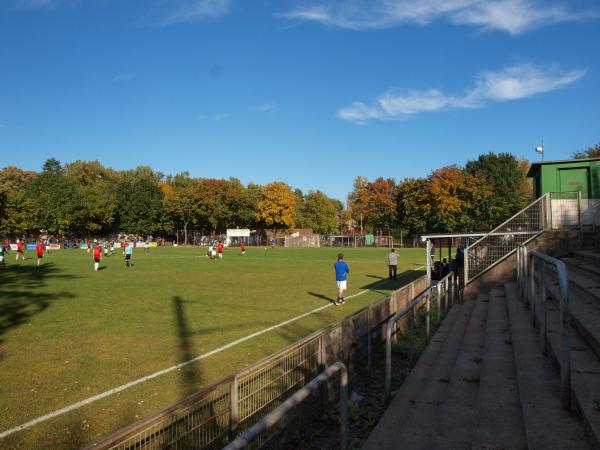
[161,176,199,244]
[572,142,600,159]
[396,178,430,237]
[256,181,296,236]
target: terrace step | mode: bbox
[573,250,600,266]
[530,278,600,447]
[505,281,592,449]
[364,294,481,449]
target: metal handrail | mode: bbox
[222,362,348,450]
[384,272,455,401]
[516,245,571,411]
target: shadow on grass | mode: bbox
[0,263,77,350]
[307,292,337,305]
[172,296,203,398]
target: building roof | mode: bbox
[527,156,600,177]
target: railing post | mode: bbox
[426,292,431,342]
[529,256,536,325]
[408,307,416,368]
[546,192,553,230]
[229,375,239,442]
[578,191,582,232]
[339,365,349,450]
[366,306,372,371]
[540,261,548,356]
[436,283,441,321]
[464,248,469,286]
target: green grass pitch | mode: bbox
[0,245,425,449]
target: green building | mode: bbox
[527,156,600,227]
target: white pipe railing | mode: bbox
[516,245,571,411]
[384,272,455,401]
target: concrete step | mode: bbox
[573,250,600,266]
[544,269,600,360]
[363,295,480,449]
[558,259,600,305]
[505,281,593,450]
[472,286,527,450]
[535,284,600,448]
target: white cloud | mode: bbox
[337,64,585,124]
[282,0,597,35]
[162,0,231,25]
[256,103,275,112]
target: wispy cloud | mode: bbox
[337,64,585,124]
[256,103,275,112]
[282,0,597,35]
[14,0,74,9]
[215,112,230,121]
[161,0,231,25]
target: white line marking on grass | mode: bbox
[0,266,424,439]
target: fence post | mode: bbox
[426,293,431,342]
[529,256,536,325]
[436,283,442,321]
[229,375,239,441]
[540,261,548,356]
[464,248,469,287]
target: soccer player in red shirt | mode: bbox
[217,241,224,259]
[240,242,245,255]
[93,243,102,271]
[36,240,44,266]
[16,239,25,261]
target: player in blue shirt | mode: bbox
[334,253,350,306]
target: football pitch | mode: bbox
[0,246,426,449]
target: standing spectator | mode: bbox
[124,241,133,268]
[217,241,224,259]
[334,253,350,306]
[387,248,398,280]
[36,240,45,266]
[16,239,25,260]
[240,241,246,255]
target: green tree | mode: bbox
[161,178,199,244]
[396,178,430,237]
[65,160,117,235]
[300,190,339,234]
[572,142,600,159]
[115,167,165,235]
[0,166,38,235]
[465,152,529,226]
[256,182,296,236]
[27,159,83,236]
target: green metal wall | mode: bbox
[534,160,600,199]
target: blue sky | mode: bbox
[1,0,599,202]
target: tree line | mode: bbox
[0,152,537,242]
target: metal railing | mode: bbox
[87,276,428,450]
[384,272,456,401]
[516,245,571,411]
[465,193,549,285]
[223,362,348,450]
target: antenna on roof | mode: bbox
[535,138,544,161]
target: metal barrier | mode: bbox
[223,362,348,450]
[516,245,571,411]
[384,272,456,401]
[87,275,427,450]
[465,193,550,285]
[549,191,582,230]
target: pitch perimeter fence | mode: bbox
[86,275,428,450]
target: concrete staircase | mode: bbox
[364,251,600,449]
